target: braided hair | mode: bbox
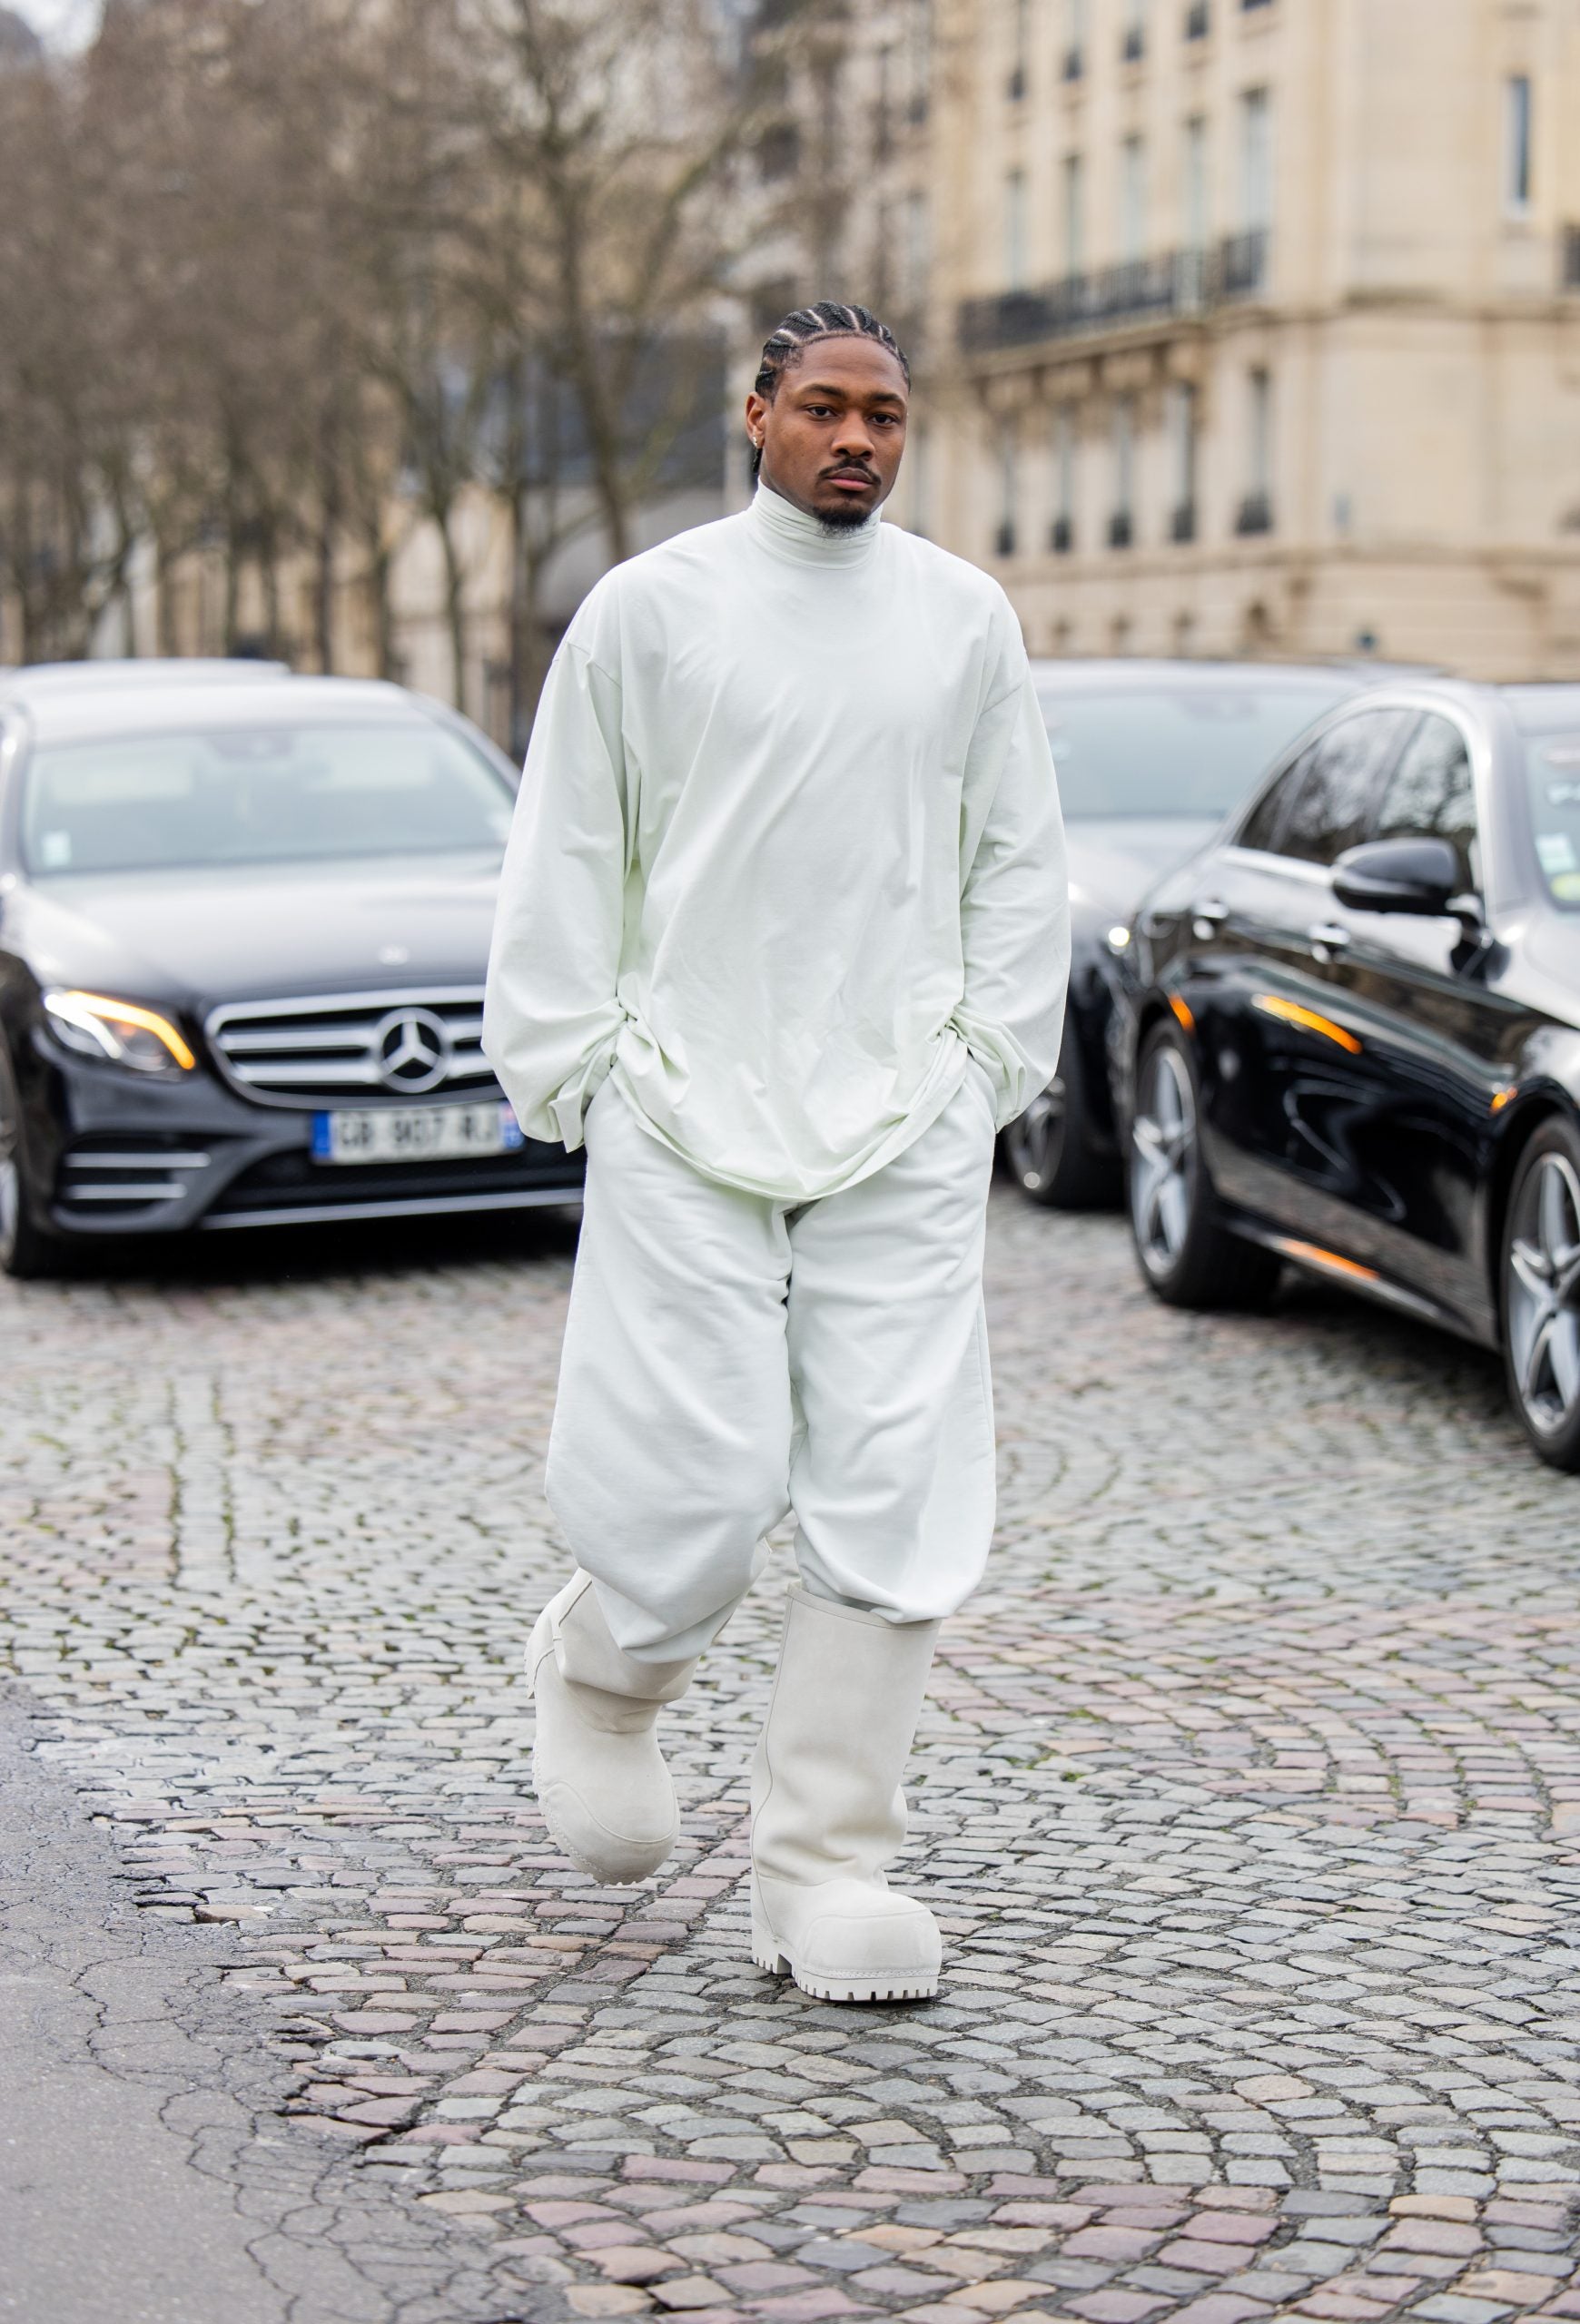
[751,300,911,476]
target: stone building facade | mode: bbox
[916,0,1580,676]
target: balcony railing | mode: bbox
[959,231,1269,355]
[1235,492,1274,536]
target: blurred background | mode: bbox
[4,0,1580,753]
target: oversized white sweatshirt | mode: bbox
[482,485,1069,1204]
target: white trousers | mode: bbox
[544,1068,1000,1663]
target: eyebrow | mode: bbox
[795,379,907,405]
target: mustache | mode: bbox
[822,462,877,482]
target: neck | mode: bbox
[747,479,884,569]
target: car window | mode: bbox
[1371,714,1479,893]
[1237,741,1313,854]
[1269,708,1412,867]
[1035,679,1356,819]
[22,719,516,876]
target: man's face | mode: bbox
[746,339,908,528]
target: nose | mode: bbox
[831,412,877,464]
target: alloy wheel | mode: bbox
[1131,1041,1196,1275]
[1506,1149,1580,1438]
[1008,1074,1066,1193]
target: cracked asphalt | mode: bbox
[1,1191,1578,2324]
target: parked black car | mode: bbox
[1005,659,1378,1205]
[0,667,583,1275]
[1110,677,1580,1469]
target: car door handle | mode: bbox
[1308,921,1350,959]
[1192,899,1228,939]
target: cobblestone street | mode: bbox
[3,1189,1578,2324]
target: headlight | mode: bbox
[44,990,196,1074]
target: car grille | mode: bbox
[56,1136,212,1217]
[206,989,493,1108]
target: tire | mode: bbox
[1127,1019,1280,1310]
[1501,1114,1580,1471]
[1002,1031,1118,1210]
[0,1039,64,1280]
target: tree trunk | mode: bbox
[437,508,468,714]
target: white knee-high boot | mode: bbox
[750,1587,943,2003]
[527,1573,696,1884]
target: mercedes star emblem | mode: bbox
[373,1007,451,1093]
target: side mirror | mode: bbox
[1331,836,1460,917]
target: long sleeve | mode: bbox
[952,665,1070,1129]
[483,637,630,1150]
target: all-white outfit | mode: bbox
[484,485,1069,1662]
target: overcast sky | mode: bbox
[16,0,97,49]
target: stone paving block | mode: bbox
[4,1198,1580,2324]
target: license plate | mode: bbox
[311,1101,525,1166]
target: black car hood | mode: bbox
[1065,817,1216,921]
[10,853,502,1009]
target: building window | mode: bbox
[904,0,931,123]
[1120,135,1148,262]
[757,122,801,183]
[1184,2,1210,38]
[1009,0,1030,99]
[900,190,930,310]
[1239,86,1272,232]
[1052,407,1077,551]
[1236,367,1273,533]
[1111,396,1136,547]
[1182,114,1209,248]
[1170,380,1198,541]
[1004,169,1029,290]
[996,425,1019,556]
[1062,152,1085,275]
[1062,0,1085,80]
[1505,74,1533,215]
[1122,0,1147,64]
[909,420,930,537]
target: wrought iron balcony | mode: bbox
[958,231,1269,355]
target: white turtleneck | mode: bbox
[483,487,1069,1203]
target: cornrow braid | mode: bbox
[751,300,911,476]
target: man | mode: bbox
[484,300,1068,2003]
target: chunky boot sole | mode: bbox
[751,1908,940,2004]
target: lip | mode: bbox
[824,468,876,493]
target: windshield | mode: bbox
[1524,732,1580,909]
[1038,680,1357,819]
[22,719,516,876]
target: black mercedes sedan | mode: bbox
[1005,659,1378,1206]
[1109,677,1580,1469]
[0,667,583,1275]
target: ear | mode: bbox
[744,389,770,450]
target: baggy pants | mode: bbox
[543,1067,1001,1664]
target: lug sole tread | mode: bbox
[751,1939,938,2004]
